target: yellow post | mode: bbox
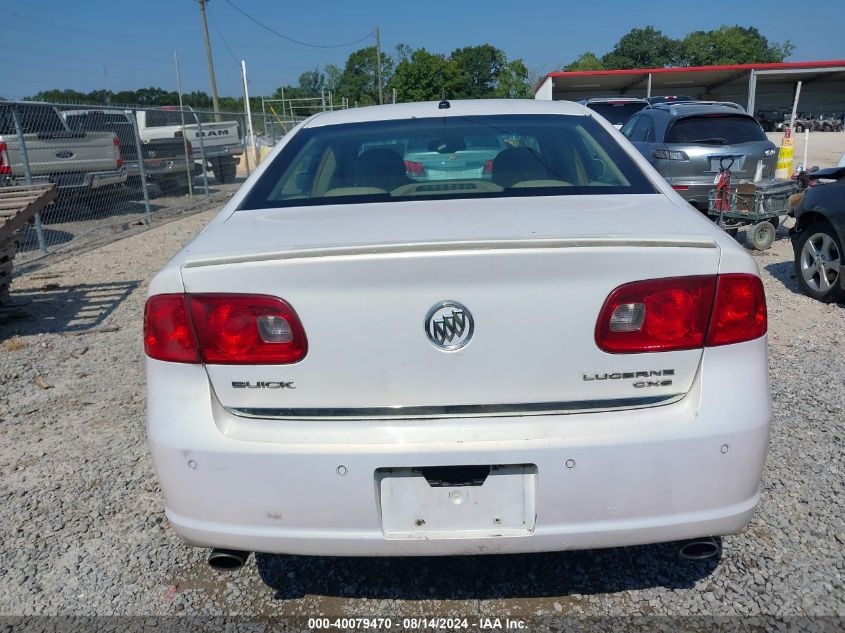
[775,127,794,179]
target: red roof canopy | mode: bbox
[544,60,845,79]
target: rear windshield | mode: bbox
[666,115,767,144]
[65,112,130,132]
[0,105,66,135]
[585,102,647,126]
[145,110,193,127]
[241,114,655,210]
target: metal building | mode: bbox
[535,60,845,119]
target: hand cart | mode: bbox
[708,177,798,251]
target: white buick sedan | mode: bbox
[144,100,770,567]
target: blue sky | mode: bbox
[1,0,842,100]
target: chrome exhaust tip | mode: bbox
[207,548,250,571]
[678,536,720,560]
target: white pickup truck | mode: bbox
[135,108,243,183]
[0,103,126,195]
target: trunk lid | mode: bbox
[181,195,721,414]
[4,131,120,177]
[667,141,776,182]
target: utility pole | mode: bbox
[197,0,221,118]
[375,26,383,105]
[174,50,195,199]
[241,59,256,171]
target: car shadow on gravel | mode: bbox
[763,260,803,296]
[255,544,720,601]
[0,280,140,336]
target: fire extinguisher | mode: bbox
[713,156,734,224]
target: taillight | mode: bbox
[483,159,494,175]
[144,295,200,363]
[671,185,689,191]
[0,142,10,175]
[707,274,767,346]
[144,294,308,364]
[596,274,766,353]
[187,142,194,159]
[187,294,307,364]
[404,160,426,177]
[596,276,716,353]
[114,136,123,169]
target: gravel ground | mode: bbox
[0,207,843,621]
[766,130,845,169]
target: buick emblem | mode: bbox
[425,301,474,351]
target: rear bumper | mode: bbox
[147,338,771,556]
[664,180,715,210]
[126,159,196,179]
[198,144,242,160]
[16,168,127,191]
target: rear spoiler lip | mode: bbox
[805,166,845,181]
[183,236,717,269]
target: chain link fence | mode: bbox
[0,101,292,266]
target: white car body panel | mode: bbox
[146,99,771,556]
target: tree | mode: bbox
[449,44,503,98]
[390,48,455,102]
[324,64,343,92]
[679,26,794,66]
[394,43,414,65]
[564,52,605,72]
[336,45,394,106]
[493,58,532,98]
[25,89,90,104]
[601,26,679,69]
[298,68,326,96]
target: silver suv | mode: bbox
[621,102,778,210]
[578,97,649,129]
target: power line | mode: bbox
[221,0,373,49]
[207,3,241,66]
[6,10,195,56]
[4,20,175,65]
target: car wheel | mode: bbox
[794,221,845,302]
[748,220,776,251]
[212,157,237,184]
[823,124,832,132]
[769,216,781,230]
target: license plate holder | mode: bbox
[710,155,741,172]
[377,464,537,539]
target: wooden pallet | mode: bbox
[0,183,57,304]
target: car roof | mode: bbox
[643,102,751,118]
[303,99,591,128]
[579,97,649,104]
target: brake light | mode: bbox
[187,142,194,159]
[404,160,426,177]
[707,274,767,346]
[144,295,200,363]
[188,294,307,364]
[113,136,123,169]
[144,294,308,364]
[596,276,716,353]
[596,274,766,353]
[483,159,494,175]
[671,185,689,191]
[0,142,10,175]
